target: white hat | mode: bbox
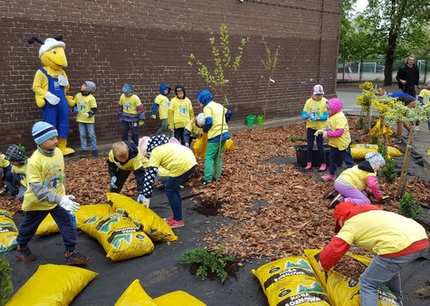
[365,152,385,171]
[196,113,206,127]
[313,84,324,95]
[39,38,65,57]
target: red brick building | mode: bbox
[0,0,341,149]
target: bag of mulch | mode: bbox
[252,257,331,306]
[114,279,157,306]
[79,210,154,261]
[0,209,17,253]
[6,264,97,306]
[36,204,114,236]
[107,193,177,242]
[304,249,400,306]
[192,134,208,158]
[154,291,207,306]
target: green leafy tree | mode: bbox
[363,0,430,85]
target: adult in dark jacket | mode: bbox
[396,56,419,97]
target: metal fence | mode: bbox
[337,59,429,83]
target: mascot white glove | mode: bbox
[57,75,69,87]
[45,92,61,105]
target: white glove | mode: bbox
[59,195,80,212]
[137,194,150,207]
[83,112,90,118]
[185,143,190,148]
[44,92,61,105]
[110,176,118,189]
[322,131,328,138]
[151,114,156,119]
[57,75,69,87]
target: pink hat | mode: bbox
[327,98,343,114]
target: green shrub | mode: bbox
[0,256,13,306]
[399,192,423,219]
[382,157,397,182]
[179,248,236,283]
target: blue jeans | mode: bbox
[165,167,196,221]
[78,123,97,151]
[328,146,354,175]
[359,249,428,306]
[16,205,77,252]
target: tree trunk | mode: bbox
[384,32,398,86]
[398,129,414,198]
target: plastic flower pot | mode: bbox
[294,144,331,167]
[245,114,256,128]
[256,114,265,126]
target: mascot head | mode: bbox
[29,36,68,70]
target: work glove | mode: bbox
[151,114,157,119]
[136,194,150,208]
[185,143,190,148]
[45,92,61,105]
[57,75,69,87]
[59,195,80,213]
[83,112,90,118]
[110,176,118,189]
[310,113,317,121]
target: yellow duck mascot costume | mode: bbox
[28,36,75,155]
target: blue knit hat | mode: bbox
[196,89,213,106]
[32,121,58,145]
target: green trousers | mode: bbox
[204,140,226,182]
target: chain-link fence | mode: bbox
[337,58,429,83]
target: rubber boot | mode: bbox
[319,163,327,172]
[304,162,312,170]
[58,138,75,156]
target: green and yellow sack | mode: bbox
[0,209,17,253]
[107,193,177,242]
[79,210,154,261]
[252,256,330,306]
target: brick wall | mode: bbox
[0,0,341,150]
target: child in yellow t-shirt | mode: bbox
[317,98,354,181]
[15,121,88,266]
[119,84,144,145]
[74,81,98,156]
[183,113,205,148]
[151,83,171,135]
[301,84,328,171]
[168,85,194,145]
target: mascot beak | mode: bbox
[41,46,68,68]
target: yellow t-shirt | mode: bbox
[327,111,351,150]
[337,210,428,255]
[337,165,375,190]
[75,93,97,124]
[303,97,328,130]
[108,150,144,172]
[185,120,203,139]
[419,89,430,105]
[22,148,65,211]
[119,94,142,115]
[203,101,229,140]
[168,97,194,129]
[148,143,197,177]
[154,94,170,120]
[0,154,10,168]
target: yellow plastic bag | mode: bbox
[154,291,207,306]
[36,214,59,236]
[0,209,17,253]
[79,211,154,261]
[224,138,234,152]
[252,257,330,306]
[107,193,177,242]
[6,264,97,306]
[114,279,157,306]
[369,119,393,138]
[192,133,208,158]
[351,144,402,160]
[304,249,400,306]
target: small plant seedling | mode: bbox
[179,248,237,283]
[399,192,422,220]
[0,256,13,305]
